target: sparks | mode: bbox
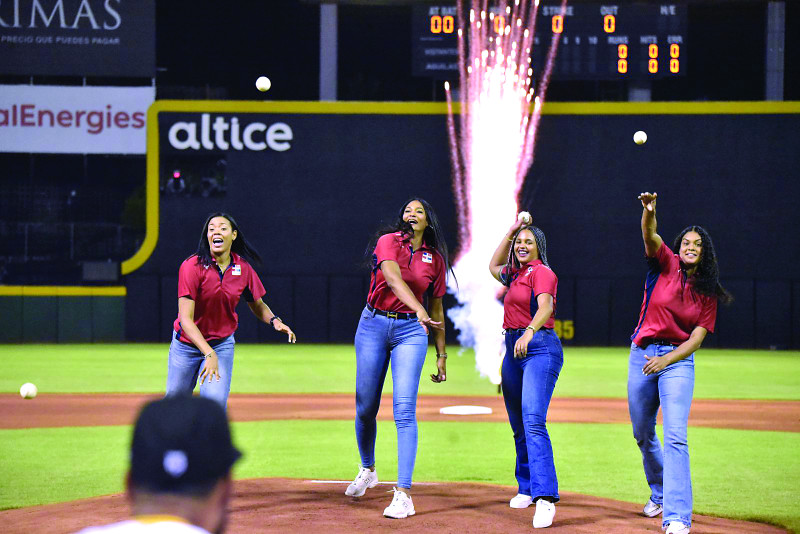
[445,0,567,384]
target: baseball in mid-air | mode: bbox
[255,76,271,92]
[20,382,38,399]
[633,130,648,145]
[517,211,532,224]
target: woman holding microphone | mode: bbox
[345,197,452,519]
[489,213,563,529]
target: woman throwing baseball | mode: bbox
[629,193,731,534]
[345,198,452,519]
[165,212,295,410]
[489,214,563,529]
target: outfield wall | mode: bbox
[113,101,800,349]
[5,101,797,348]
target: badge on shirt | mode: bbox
[232,265,241,276]
[526,266,533,275]
[422,252,433,264]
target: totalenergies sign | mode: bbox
[0,84,154,154]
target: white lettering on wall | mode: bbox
[0,0,123,29]
[167,114,294,152]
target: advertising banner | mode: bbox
[0,0,154,77]
[0,84,154,154]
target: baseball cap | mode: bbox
[129,396,242,493]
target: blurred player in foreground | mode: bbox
[629,192,732,534]
[489,214,563,529]
[76,396,241,534]
[345,197,453,519]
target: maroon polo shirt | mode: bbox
[501,260,558,330]
[631,242,718,347]
[173,252,266,343]
[367,232,447,313]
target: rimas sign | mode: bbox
[0,0,154,77]
[0,84,154,154]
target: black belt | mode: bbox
[504,327,552,334]
[366,304,417,320]
[175,331,228,347]
[652,339,679,347]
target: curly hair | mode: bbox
[673,225,733,305]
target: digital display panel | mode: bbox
[412,3,687,80]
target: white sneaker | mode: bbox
[509,493,533,509]
[665,521,690,534]
[643,498,663,517]
[344,466,378,497]
[532,498,556,528]
[383,487,416,519]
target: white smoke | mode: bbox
[445,0,565,384]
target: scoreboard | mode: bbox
[412,3,687,80]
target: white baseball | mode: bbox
[20,382,38,399]
[633,130,647,145]
[255,76,271,92]
[517,211,532,224]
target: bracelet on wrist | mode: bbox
[203,350,215,359]
[525,326,536,333]
[437,353,447,359]
[269,316,282,327]
[507,236,514,242]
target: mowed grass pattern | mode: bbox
[1,344,798,531]
[3,344,800,399]
[1,420,798,532]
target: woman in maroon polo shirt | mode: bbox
[165,212,295,409]
[489,215,563,529]
[628,192,732,534]
[345,198,453,519]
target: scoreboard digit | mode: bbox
[412,3,687,80]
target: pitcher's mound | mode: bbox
[2,478,787,534]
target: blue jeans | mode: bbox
[354,306,428,489]
[165,332,236,410]
[627,342,695,528]
[501,328,563,502]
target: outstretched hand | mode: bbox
[638,192,657,212]
[273,319,296,343]
[417,311,443,335]
[198,352,220,384]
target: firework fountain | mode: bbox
[446,0,567,384]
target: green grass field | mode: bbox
[2,344,799,532]
[3,344,800,399]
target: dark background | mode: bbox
[118,107,800,350]
[1,0,798,347]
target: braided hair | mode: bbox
[502,225,549,287]
[672,225,732,305]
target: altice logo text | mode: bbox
[167,114,293,152]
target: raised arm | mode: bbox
[638,192,663,258]
[489,218,526,281]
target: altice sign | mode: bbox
[166,114,293,152]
